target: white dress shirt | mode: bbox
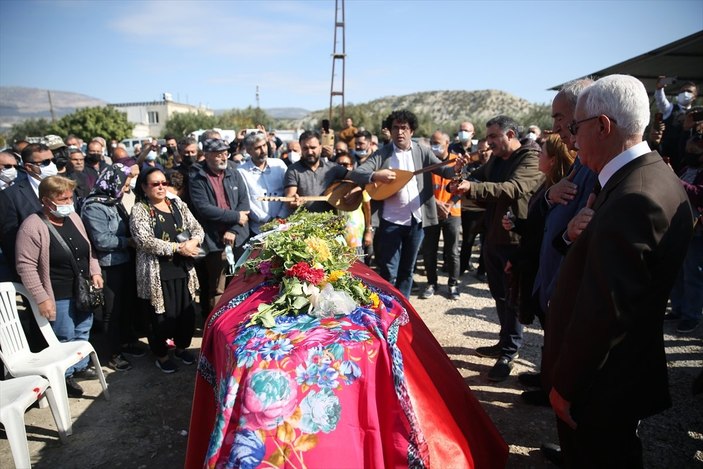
[382,143,422,226]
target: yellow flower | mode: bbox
[369,292,380,309]
[327,270,345,283]
[305,236,331,262]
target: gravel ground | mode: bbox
[1,249,702,468]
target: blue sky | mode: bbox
[1,0,701,111]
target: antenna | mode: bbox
[329,0,346,122]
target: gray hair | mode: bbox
[558,78,595,107]
[577,74,649,137]
[243,131,267,150]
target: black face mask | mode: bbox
[167,146,176,156]
[86,154,102,164]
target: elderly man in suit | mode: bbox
[0,143,56,280]
[544,74,693,468]
[348,110,456,298]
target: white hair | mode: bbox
[577,74,649,136]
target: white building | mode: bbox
[110,93,213,138]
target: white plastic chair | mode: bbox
[0,375,68,469]
[0,282,110,437]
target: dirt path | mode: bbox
[1,266,702,468]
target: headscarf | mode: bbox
[84,163,131,206]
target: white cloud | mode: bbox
[109,0,328,59]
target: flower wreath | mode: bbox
[242,210,379,327]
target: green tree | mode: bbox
[161,111,218,137]
[50,106,133,142]
[8,118,54,142]
[217,107,272,131]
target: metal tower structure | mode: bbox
[329,0,346,122]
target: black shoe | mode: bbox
[174,349,195,365]
[475,272,486,282]
[664,312,681,321]
[420,284,435,299]
[521,389,551,407]
[155,357,178,374]
[475,343,502,358]
[73,366,99,380]
[108,354,133,371]
[540,442,563,467]
[448,285,460,300]
[121,342,147,357]
[518,372,542,388]
[677,319,700,333]
[65,377,84,398]
[487,357,513,382]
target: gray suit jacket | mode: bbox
[348,143,455,227]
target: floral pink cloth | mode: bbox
[186,264,508,469]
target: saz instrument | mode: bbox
[365,158,457,201]
[257,180,363,212]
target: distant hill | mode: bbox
[0,86,106,128]
[0,87,551,135]
[282,90,551,134]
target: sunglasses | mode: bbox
[27,158,57,167]
[2,164,17,169]
[148,181,170,187]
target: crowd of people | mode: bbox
[0,73,701,467]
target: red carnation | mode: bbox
[285,261,325,285]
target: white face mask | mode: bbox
[431,145,444,156]
[39,162,58,179]
[677,91,694,106]
[129,177,137,190]
[0,166,17,186]
[526,132,537,141]
[50,202,75,218]
[458,130,472,143]
[146,151,157,162]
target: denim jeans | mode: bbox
[375,218,424,299]
[423,216,460,286]
[670,232,703,322]
[52,298,93,376]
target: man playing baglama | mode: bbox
[348,110,456,299]
[544,75,693,468]
[283,130,348,213]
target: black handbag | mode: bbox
[41,216,104,312]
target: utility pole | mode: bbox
[329,0,346,123]
[256,85,260,109]
[47,90,56,122]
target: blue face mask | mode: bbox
[146,151,157,162]
[355,149,368,157]
[50,202,75,218]
[431,144,443,156]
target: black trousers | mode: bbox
[556,412,643,468]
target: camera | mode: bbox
[690,110,703,122]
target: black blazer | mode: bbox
[543,151,693,422]
[0,175,42,277]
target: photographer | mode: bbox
[655,76,699,172]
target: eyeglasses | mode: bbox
[568,115,618,135]
[2,164,17,169]
[148,181,169,187]
[27,158,57,167]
